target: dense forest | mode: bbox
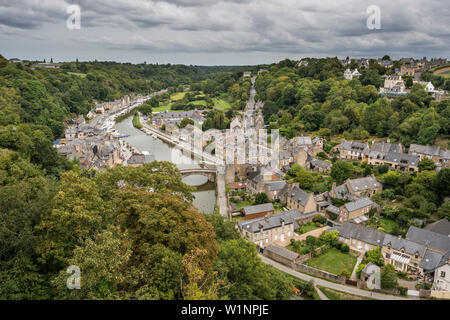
[0,54,294,299]
[255,58,449,147]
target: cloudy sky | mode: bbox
[0,0,448,65]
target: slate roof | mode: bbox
[242,203,274,216]
[348,176,382,192]
[384,152,419,167]
[409,144,441,157]
[344,198,374,212]
[238,210,294,233]
[333,184,351,199]
[265,244,299,262]
[424,219,450,237]
[310,159,331,169]
[265,180,287,191]
[420,249,444,271]
[128,153,155,165]
[288,186,311,206]
[383,234,427,257]
[326,205,340,214]
[341,140,368,152]
[339,222,386,246]
[406,226,450,254]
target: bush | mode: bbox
[313,214,327,224]
[340,243,350,253]
[398,286,408,296]
[340,270,351,279]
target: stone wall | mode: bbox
[293,264,347,284]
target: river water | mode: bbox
[114,116,216,213]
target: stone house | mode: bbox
[433,254,450,291]
[338,197,377,223]
[360,262,381,290]
[127,152,155,167]
[263,180,288,201]
[237,211,296,247]
[330,176,382,201]
[337,140,369,160]
[286,185,317,213]
[309,159,331,173]
[409,144,450,169]
[338,222,386,252]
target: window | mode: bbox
[441,271,446,278]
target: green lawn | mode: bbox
[296,222,321,234]
[367,217,399,234]
[305,248,357,276]
[212,98,232,111]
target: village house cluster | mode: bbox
[340,56,448,100]
[339,219,450,291]
[335,139,450,171]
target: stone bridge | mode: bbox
[179,168,217,183]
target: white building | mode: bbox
[344,68,362,80]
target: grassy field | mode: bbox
[154,91,231,113]
[317,286,372,300]
[367,217,399,234]
[305,248,357,276]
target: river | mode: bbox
[114,116,216,213]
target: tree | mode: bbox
[179,118,194,128]
[204,213,240,242]
[381,264,398,289]
[365,247,384,266]
[418,158,436,172]
[254,192,270,205]
[437,202,450,219]
[331,161,354,184]
[320,230,339,246]
[436,168,450,198]
[214,239,293,300]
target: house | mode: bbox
[338,198,377,223]
[310,159,331,173]
[399,64,416,77]
[286,185,317,213]
[330,176,382,200]
[336,140,369,160]
[379,75,407,97]
[298,60,309,67]
[381,234,428,276]
[241,203,274,220]
[433,253,450,291]
[237,211,296,247]
[381,152,419,172]
[243,71,252,77]
[264,180,288,201]
[366,141,404,163]
[8,58,22,63]
[413,81,435,93]
[381,226,450,278]
[360,262,381,290]
[344,68,361,80]
[345,176,383,198]
[338,222,386,252]
[409,144,450,169]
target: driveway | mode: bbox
[259,254,417,300]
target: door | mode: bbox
[281,234,285,242]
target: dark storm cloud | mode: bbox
[0,0,448,64]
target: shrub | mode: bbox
[398,286,408,296]
[340,243,350,253]
[340,270,351,279]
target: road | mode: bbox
[259,254,417,300]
